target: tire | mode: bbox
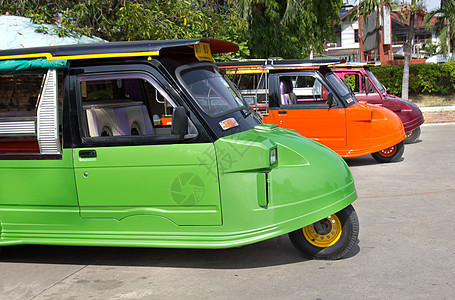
[404,127,421,144]
[289,204,359,260]
[371,141,404,163]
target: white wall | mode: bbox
[341,20,359,48]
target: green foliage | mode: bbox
[239,0,342,58]
[344,75,357,91]
[370,63,455,96]
[424,0,455,55]
[0,0,344,60]
[441,62,455,91]
[0,0,249,58]
[422,42,440,55]
[345,0,392,23]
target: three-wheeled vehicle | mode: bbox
[0,39,358,260]
[331,62,424,143]
[219,59,406,163]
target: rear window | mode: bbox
[0,71,62,155]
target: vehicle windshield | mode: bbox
[178,64,248,117]
[366,69,386,94]
[325,73,351,97]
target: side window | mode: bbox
[344,74,360,92]
[232,73,265,90]
[229,73,267,107]
[0,70,62,156]
[79,73,195,140]
[280,75,330,105]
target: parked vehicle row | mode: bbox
[0,40,423,260]
[219,59,410,163]
[0,39,358,260]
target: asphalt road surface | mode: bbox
[1,123,454,299]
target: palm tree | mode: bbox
[400,0,424,101]
[425,0,455,57]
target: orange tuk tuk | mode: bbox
[219,59,406,162]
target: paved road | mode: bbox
[1,124,454,299]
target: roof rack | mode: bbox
[329,61,381,68]
[218,58,342,71]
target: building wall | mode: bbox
[341,21,359,49]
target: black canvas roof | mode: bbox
[0,38,238,60]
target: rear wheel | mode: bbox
[289,205,359,260]
[404,127,421,144]
[371,141,404,163]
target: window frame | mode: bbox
[271,71,344,109]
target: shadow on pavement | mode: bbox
[0,235,360,269]
[344,155,404,167]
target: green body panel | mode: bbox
[0,151,77,207]
[73,144,222,226]
[0,128,356,249]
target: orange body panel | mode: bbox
[263,102,405,158]
[160,117,173,125]
[264,107,347,149]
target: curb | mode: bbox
[419,105,455,124]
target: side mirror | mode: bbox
[364,78,370,95]
[327,92,335,107]
[171,106,188,137]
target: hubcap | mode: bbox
[379,145,397,157]
[302,214,342,247]
[406,130,415,138]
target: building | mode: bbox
[319,5,441,63]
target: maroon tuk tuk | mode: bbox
[331,62,424,143]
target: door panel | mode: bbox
[73,143,222,225]
[264,108,346,149]
[71,69,222,226]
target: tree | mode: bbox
[0,0,250,58]
[347,0,425,101]
[425,0,455,57]
[238,0,342,58]
[398,0,424,101]
[345,0,389,22]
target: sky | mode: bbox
[346,0,441,12]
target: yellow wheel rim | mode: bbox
[302,214,342,247]
[406,131,413,138]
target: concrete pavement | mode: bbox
[0,123,454,299]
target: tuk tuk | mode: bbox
[330,62,424,143]
[0,39,358,260]
[219,59,406,163]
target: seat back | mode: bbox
[280,80,296,105]
[85,103,154,137]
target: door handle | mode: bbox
[278,110,287,115]
[79,150,97,158]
